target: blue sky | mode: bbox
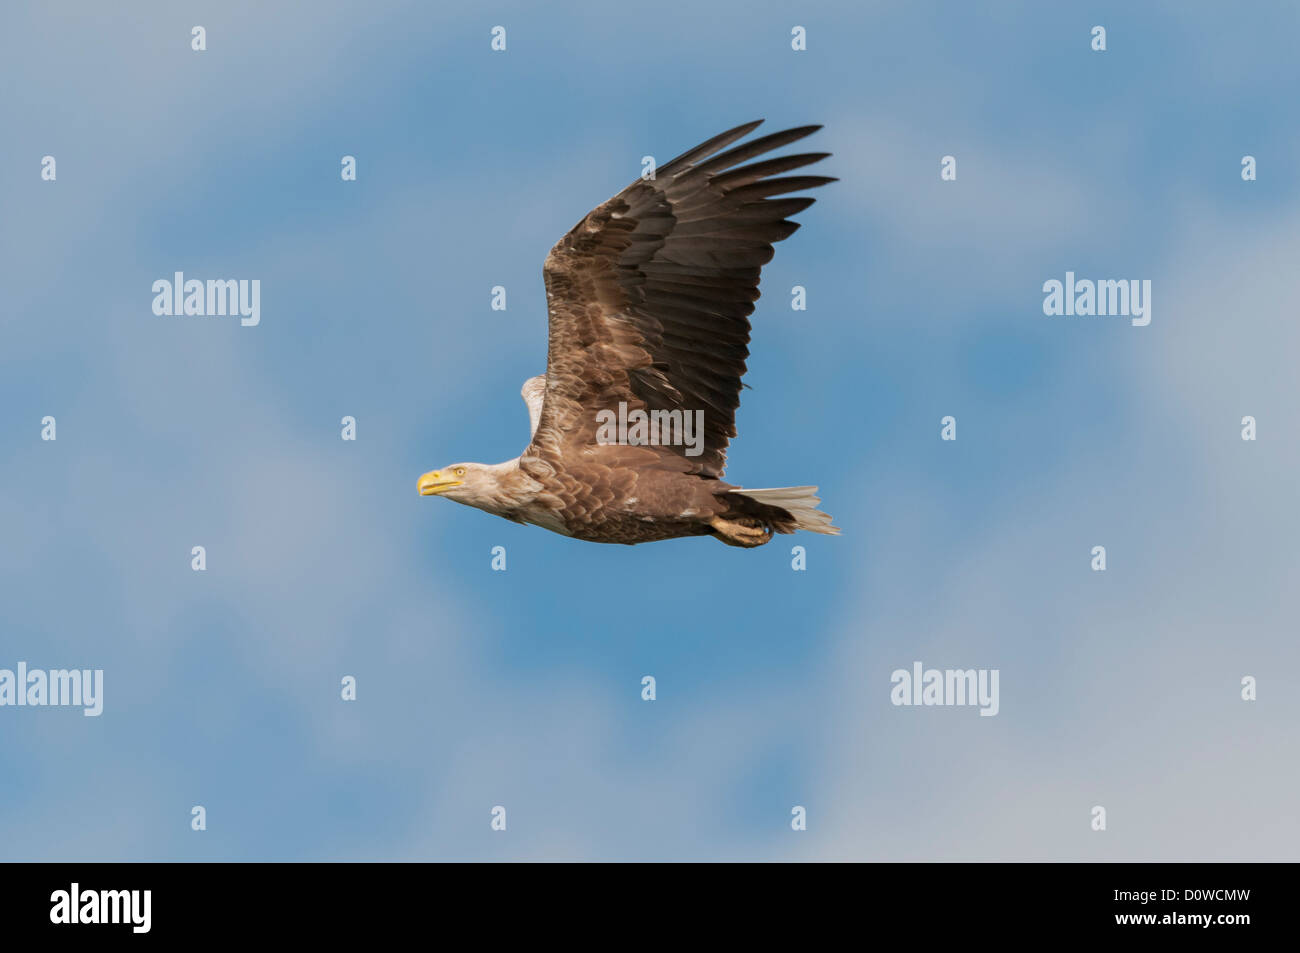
[2,0,1298,860]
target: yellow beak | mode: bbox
[418,470,463,496]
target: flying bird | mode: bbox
[419,120,839,547]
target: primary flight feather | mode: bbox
[419,120,839,547]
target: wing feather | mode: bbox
[527,121,833,478]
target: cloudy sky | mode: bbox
[2,0,1297,861]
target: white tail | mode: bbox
[736,485,839,535]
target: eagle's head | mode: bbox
[418,461,520,516]
[418,463,477,500]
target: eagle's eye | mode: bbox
[455,467,466,477]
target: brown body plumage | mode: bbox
[419,121,840,546]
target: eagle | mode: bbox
[419,120,839,547]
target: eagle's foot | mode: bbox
[710,516,773,548]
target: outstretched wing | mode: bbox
[527,120,833,479]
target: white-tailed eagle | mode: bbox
[419,121,839,547]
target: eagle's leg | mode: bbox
[709,516,773,548]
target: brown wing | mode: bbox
[526,120,834,479]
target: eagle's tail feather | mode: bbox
[730,485,840,536]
